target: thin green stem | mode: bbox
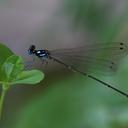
[0,86,7,120]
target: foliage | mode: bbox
[0,43,44,119]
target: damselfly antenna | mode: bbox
[27,42,128,98]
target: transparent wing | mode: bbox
[49,42,128,75]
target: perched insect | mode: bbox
[28,42,128,98]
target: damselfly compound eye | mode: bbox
[28,45,36,55]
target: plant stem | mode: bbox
[0,86,7,120]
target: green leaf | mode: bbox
[0,43,44,119]
[12,70,44,85]
[0,55,24,82]
[0,43,14,67]
[0,55,44,85]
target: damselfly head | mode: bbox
[28,45,36,55]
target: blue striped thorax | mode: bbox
[35,50,49,58]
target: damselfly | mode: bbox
[28,42,128,98]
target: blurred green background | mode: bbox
[1,0,128,128]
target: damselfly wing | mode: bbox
[49,42,128,75]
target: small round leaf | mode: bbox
[12,70,44,85]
